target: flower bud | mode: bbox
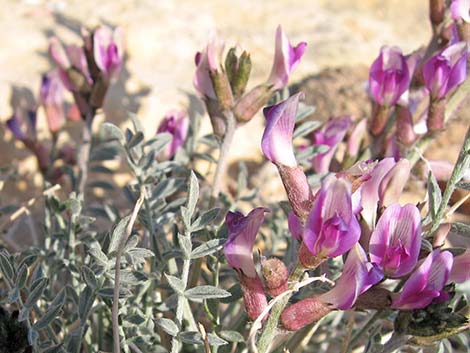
[240,274,269,321]
[93,25,124,82]
[427,98,446,132]
[225,47,252,98]
[451,0,470,41]
[233,83,272,123]
[261,258,289,297]
[281,297,332,331]
[430,0,446,30]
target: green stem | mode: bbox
[76,110,95,200]
[428,125,470,236]
[256,264,305,353]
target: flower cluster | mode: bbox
[223,91,467,334]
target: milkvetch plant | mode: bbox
[1,2,470,353]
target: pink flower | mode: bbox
[267,25,307,90]
[449,250,470,283]
[369,204,421,278]
[223,208,269,320]
[156,110,189,159]
[312,115,352,173]
[93,25,124,81]
[423,42,467,100]
[261,93,302,167]
[451,0,470,23]
[39,70,66,134]
[302,176,361,260]
[369,46,410,107]
[320,244,383,310]
[392,250,453,310]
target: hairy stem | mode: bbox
[112,190,144,353]
[429,125,470,235]
[256,264,305,353]
[211,110,237,200]
[76,110,95,199]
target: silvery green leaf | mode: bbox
[220,283,242,303]
[25,277,48,308]
[28,329,39,345]
[81,266,98,290]
[296,103,316,122]
[108,215,131,255]
[190,208,220,232]
[66,285,79,306]
[451,222,470,237]
[165,274,186,294]
[293,120,322,139]
[79,286,94,324]
[127,131,144,149]
[187,171,199,221]
[127,248,154,259]
[88,245,109,267]
[90,145,119,161]
[185,286,231,300]
[427,171,442,218]
[219,330,244,343]
[65,197,82,219]
[156,318,179,336]
[32,298,64,330]
[0,251,14,282]
[101,122,125,144]
[181,206,191,230]
[193,152,217,163]
[152,178,185,200]
[18,254,38,268]
[296,144,329,163]
[178,234,192,258]
[16,264,28,289]
[191,239,224,259]
[98,287,132,298]
[8,287,19,303]
[207,333,228,346]
[145,133,172,154]
[456,182,470,190]
[119,270,147,285]
[18,307,29,322]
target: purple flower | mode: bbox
[302,176,361,259]
[423,42,467,100]
[156,110,189,159]
[193,38,224,99]
[39,70,66,134]
[261,93,302,167]
[451,0,470,23]
[223,208,269,320]
[224,208,269,278]
[320,244,383,310]
[369,46,410,107]
[93,25,124,81]
[392,249,453,310]
[358,158,410,228]
[6,114,26,140]
[449,250,470,283]
[369,204,421,278]
[312,115,352,173]
[267,25,307,90]
[6,111,37,141]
